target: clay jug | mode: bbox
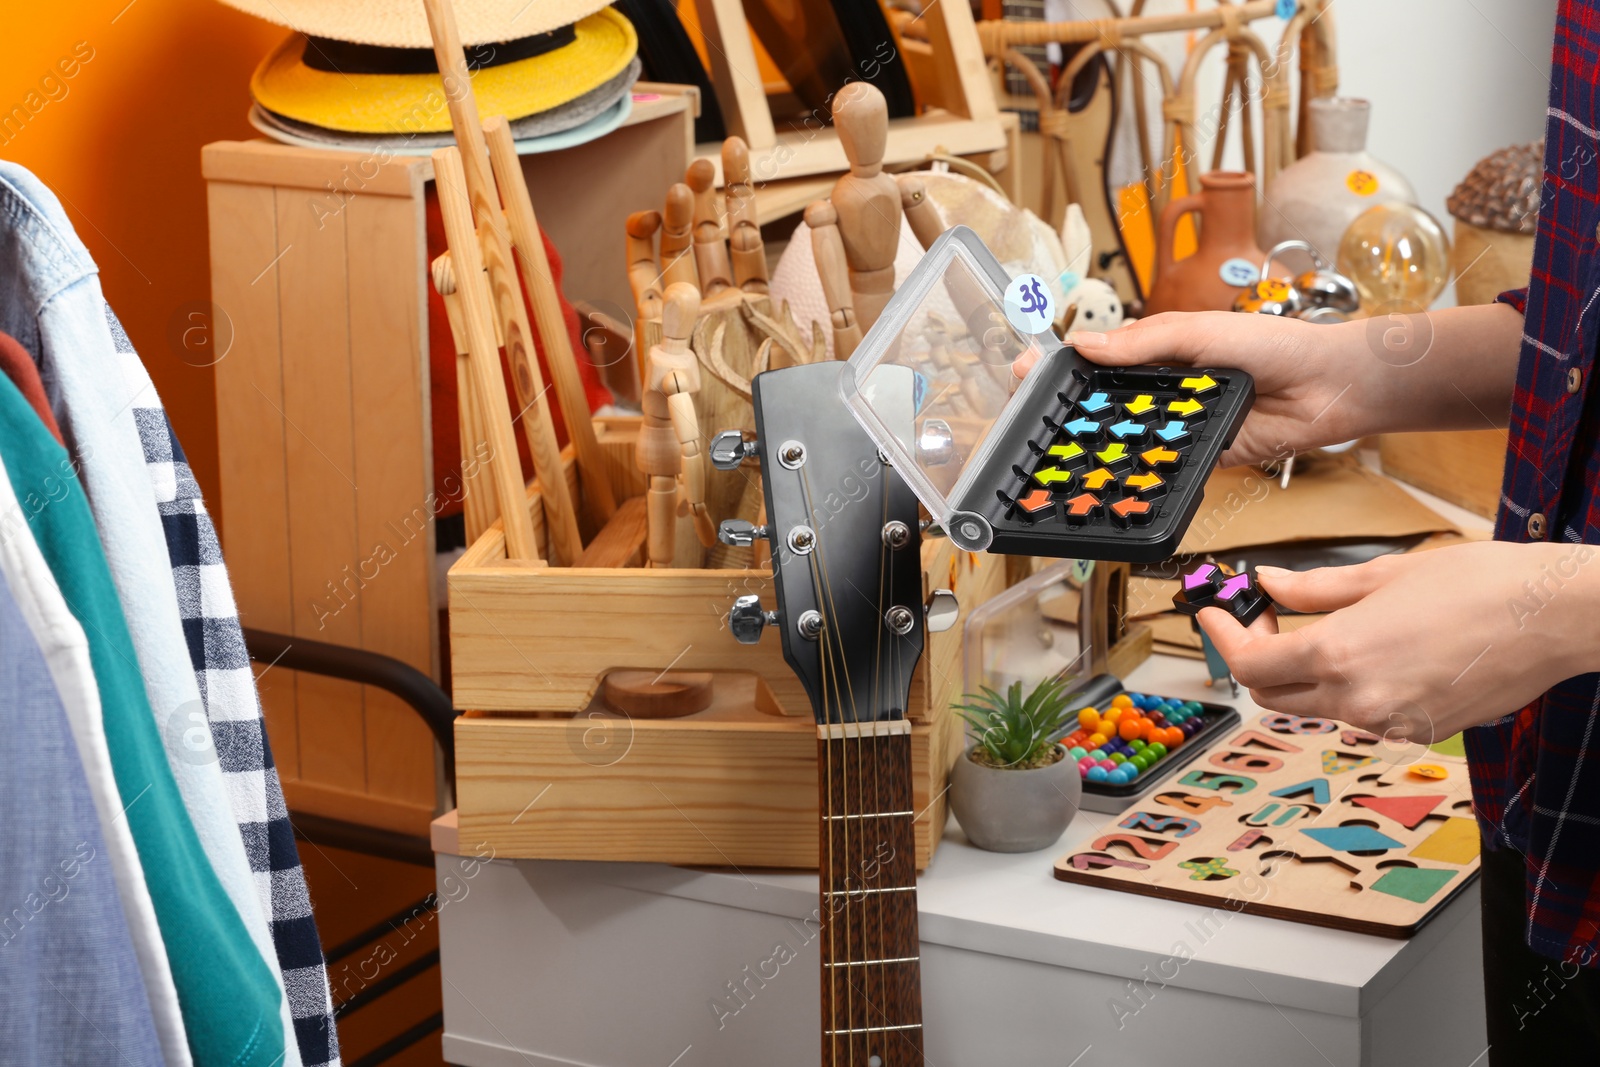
[1144,171,1266,316]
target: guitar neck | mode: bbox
[817,721,924,1066]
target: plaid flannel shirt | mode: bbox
[1464,0,1600,966]
[108,309,341,1064]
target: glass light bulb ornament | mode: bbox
[1337,202,1452,313]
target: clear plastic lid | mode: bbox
[838,227,1057,551]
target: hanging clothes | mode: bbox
[0,161,302,1065]
[116,313,338,1066]
[0,565,166,1067]
[0,334,191,1067]
[0,369,286,1067]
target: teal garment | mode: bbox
[0,373,286,1067]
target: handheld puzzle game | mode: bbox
[1054,711,1481,938]
[840,226,1255,563]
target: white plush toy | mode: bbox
[1057,203,1125,331]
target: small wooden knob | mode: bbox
[429,251,457,296]
[833,82,887,176]
[661,282,700,345]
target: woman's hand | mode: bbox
[1198,541,1600,741]
[1011,303,1525,463]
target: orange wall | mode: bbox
[0,2,287,522]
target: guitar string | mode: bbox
[800,463,855,1065]
[872,466,890,1055]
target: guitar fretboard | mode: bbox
[817,724,923,1066]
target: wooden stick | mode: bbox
[483,115,618,527]
[433,148,540,562]
[422,0,583,565]
[432,251,497,545]
[975,0,1280,50]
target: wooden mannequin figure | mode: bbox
[639,283,717,566]
[804,81,945,359]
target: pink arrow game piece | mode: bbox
[1183,564,1218,592]
[1215,574,1252,601]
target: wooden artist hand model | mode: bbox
[804,81,945,359]
[625,138,770,322]
[638,283,716,565]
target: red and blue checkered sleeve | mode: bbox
[1498,287,1530,314]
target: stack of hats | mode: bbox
[220,0,641,155]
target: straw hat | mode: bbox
[247,7,636,134]
[218,0,611,48]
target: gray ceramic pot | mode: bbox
[949,743,1082,853]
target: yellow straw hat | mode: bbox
[248,7,636,134]
[218,0,608,48]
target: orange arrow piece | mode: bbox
[1124,472,1165,496]
[1063,493,1102,518]
[1018,487,1054,513]
[1140,447,1180,468]
[1081,468,1116,490]
[1111,497,1153,523]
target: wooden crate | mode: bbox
[454,674,964,869]
[1379,430,1507,521]
[204,90,696,835]
[447,464,1004,722]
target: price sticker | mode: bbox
[1004,273,1057,334]
[1219,257,1261,287]
[1347,169,1380,196]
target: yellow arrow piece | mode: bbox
[1125,472,1164,492]
[1095,443,1128,464]
[1180,374,1218,393]
[1140,447,1180,467]
[1047,442,1085,460]
[1033,467,1074,486]
[1168,398,1204,418]
[1124,394,1156,415]
[1081,468,1116,490]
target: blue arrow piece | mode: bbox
[1107,420,1146,439]
[1155,420,1190,444]
[1063,417,1100,436]
[1078,391,1112,414]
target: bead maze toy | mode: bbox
[1054,711,1481,937]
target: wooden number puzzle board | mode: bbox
[1054,711,1481,938]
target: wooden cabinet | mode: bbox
[204,90,697,834]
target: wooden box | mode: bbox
[454,676,963,870]
[1379,429,1508,521]
[204,90,696,835]
[447,444,1006,868]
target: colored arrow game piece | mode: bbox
[1063,493,1103,522]
[1081,468,1116,491]
[1215,573,1252,602]
[1172,563,1275,626]
[1168,397,1205,419]
[1110,497,1153,526]
[1140,446,1180,469]
[1048,441,1085,461]
[1124,394,1157,418]
[1154,420,1190,445]
[1078,391,1112,414]
[1107,419,1148,441]
[1180,374,1218,394]
[1123,472,1165,497]
[1095,442,1132,469]
[1063,417,1101,438]
[1017,487,1054,513]
[1033,466,1074,486]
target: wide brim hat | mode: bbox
[217,0,607,48]
[243,4,630,134]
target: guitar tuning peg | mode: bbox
[728,594,778,644]
[718,519,769,547]
[710,429,757,470]
[925,589,959,633]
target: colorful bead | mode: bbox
[1147,742,1167,759]
[1087,766,1110,783]
[1111,694,1133,709]
[1078,708,1100,730]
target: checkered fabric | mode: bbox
[109,310,340,1065]
[1465,0,1600,967]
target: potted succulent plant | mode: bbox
[949,676,1083,852]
